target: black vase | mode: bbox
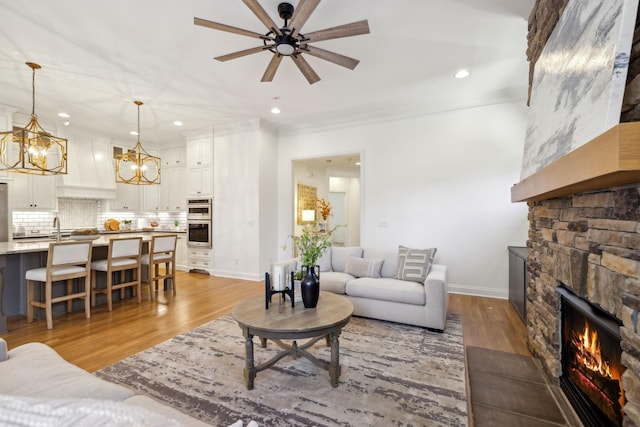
[300,265,320,308]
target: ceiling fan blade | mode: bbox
[303,20,370,43]
[241,0,282,35]
[215,46,270,62]
[261,55,284,82]
[289,0,321,38]
[291,54,320,84]
[303,45,360,70]
[194,17,269,40]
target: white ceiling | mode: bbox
[0,0,534,148]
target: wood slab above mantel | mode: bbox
[511,122,640,202]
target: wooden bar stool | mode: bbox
[26,241,93,329]
[91,236,143,311]
[141,234,178,300]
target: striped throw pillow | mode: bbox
[394,246,437,283]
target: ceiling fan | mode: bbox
[194,0,370,84]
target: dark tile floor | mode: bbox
[467,346,582,426]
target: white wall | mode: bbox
[277,101,530,298]
[213,121,278,280]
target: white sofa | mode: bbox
[0,338,255,427]
[275,246,448,332]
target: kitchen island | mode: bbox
[0,232,180,332]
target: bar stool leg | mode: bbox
[26,280,34,323]
[66,279,73,313]
[45,281,53,330]
[135,268,141,303]
[91,270,98,307]
[83,277,91,319]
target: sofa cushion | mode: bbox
[319,271,354,294]
[344,256,384,278]
[0,343,134,401]
[363,248,398,278]
[331,247,363,272]
[394,246,437,283]
[345,277,426,306]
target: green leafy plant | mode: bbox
[283,223,338,267]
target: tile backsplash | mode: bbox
[13,198,186,235]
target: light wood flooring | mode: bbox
[1,270,530,372]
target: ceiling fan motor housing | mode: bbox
[278,3,294,20]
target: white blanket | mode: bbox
[0,394,183,427]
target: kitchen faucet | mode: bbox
[53,216,61,242]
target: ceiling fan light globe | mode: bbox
[276,42,295,56]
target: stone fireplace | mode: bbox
[513,128,640,425]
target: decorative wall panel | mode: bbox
[521,0,639,179]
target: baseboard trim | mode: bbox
[212,269,262,281]
[448,283,508,299]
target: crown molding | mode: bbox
[278,86,528,136]
[213,118,278,137]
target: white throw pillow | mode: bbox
[394,246,437,283]
[344,256,384,278]
[317,247,333,272]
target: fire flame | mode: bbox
[571,321,612,378]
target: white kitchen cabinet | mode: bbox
[143,185,161,212]
[186,136,213,168]
[162,146,186,168]
[161,167,186,211]
[188,247,213,271]
[175,234,188,269]
[11,174,56,210]
[187,168,213,197]
[110,184,140,211]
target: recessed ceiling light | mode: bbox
[271,107,281,114]
[173,121,183,126]
[454,69,470,79]
[130,131,138,136]
[57,112,70,118]
[63,120,70,126]
[356,162,361,166]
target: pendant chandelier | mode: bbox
[115,101,161,185]
[0,62,68,175]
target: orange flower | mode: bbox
[317,198,332,221]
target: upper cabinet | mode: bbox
[161,168,187,211]
[162,146,186,168]
[186,131,213,198]
[187,135,213,168]
[12,174,56,210]
[186,168,213,198]
[111,184,140,211]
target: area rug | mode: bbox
[96,314,467,427]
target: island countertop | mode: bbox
[0,232,180,256]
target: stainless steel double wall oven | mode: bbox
[187,198,212,247]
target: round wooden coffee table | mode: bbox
[232,291,354,390]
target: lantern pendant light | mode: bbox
[0,62,68,175]
[115,100,161,185]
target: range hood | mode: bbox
[56,137,116,199]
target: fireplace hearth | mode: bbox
[558,286,625,427]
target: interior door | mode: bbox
[329,192,346,245]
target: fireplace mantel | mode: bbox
[511,122,640,202]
